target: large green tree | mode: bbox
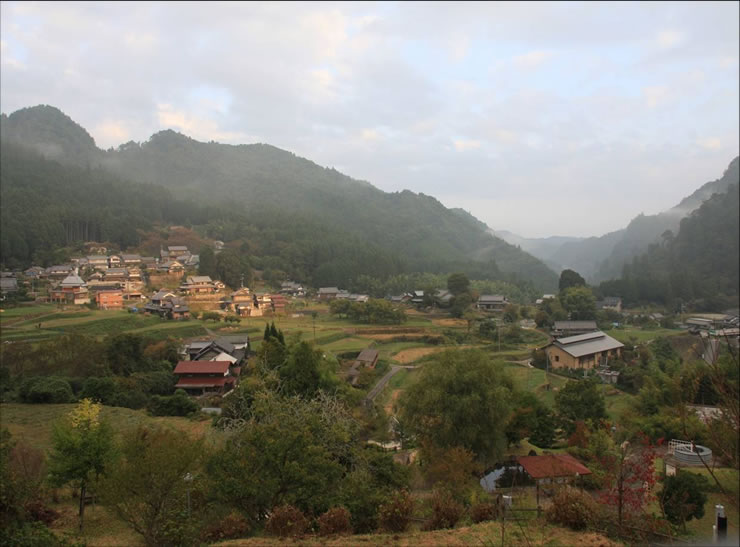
[559,269,586,292]
[101,426,206,546]
[48,399,115,531]
[399,349,514,464]
[660,472,709,530]
[555,379,607,434]
[560,286,597,320]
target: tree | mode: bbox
[48,399,115,531]
[197,246,217,279]
[660,472,709,531]
[447,273,470,296]
[399,349,514,464]
[278,341,338,398]
[559,269,586,292]
[102,426,206,546]
[560,286,597,320]
[555,379,607,434]
[207,391,357,522]
[449,293,472,318]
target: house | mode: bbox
[517,454,592,506]
[544,331,624,370]
[318,287,340,301]
[180,276,218,295]
[167,245,190,258]
[184,338,247,365]
[434,289,453,307]
[353,349,379,369]
[254,293,273,313]
[108,255,122,268]
[45,264,74,280]
[477,294,509,312]
[24,266,45,279]
[50,270,89,305]
[183,255,200,268]
[144,290,189,319]
[173,361,236,395]
[95,289,123,310]
[104,267,129,282]
[596,296,622,313]
[140,257,157,270]
[551,320,598,337]
[157,260,184,274]
[410,290,425,305]
[86,255,109,271]
[121,254,142,266]
[270,294,287,314]
[536,294,556,305]
[346,293,369,303]
[0,277,18,296]
[280,281,305,297]
[686,317,715,332]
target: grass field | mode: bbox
[607,327,683,345]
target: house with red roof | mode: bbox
[173,360,237,395]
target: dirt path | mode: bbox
[365,364,418,404]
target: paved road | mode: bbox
[365,364,418,404]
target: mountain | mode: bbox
[0,105,558,290]
[599,180,739,310]
[490,230,584,272]
[541,157,739,281]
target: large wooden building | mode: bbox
[545,331,624,370]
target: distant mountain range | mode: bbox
[0,105,558,290]
[494,156,739,282]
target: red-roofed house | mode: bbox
[173,360,236,395]
[517,453,592,506]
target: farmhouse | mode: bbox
[545,331,624,370]
[180,275,218,295]
[318,287,340,301]
[596,296,622,313]
[95,289,123,310]
[354,348,379,369]
[551,320,598,337]
[50,271,89,305]
[517,454,592,506]
[280,281,305,296]
[477,294,508,312]
[86,255,109,271]
[173,361,236,395]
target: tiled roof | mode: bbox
[356,349,379,363]
[552,331,624,358]
[517,454,591,479]
[174,361,230,374]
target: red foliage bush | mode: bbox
[377,490,414,533]
[470,501,497,523]
[201,511,251,542]
[264,505,309,538]
[317,507,352,536]
[24,500,60,526]
[545,487,599,530]
[424,489,464,530]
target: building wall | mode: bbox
[545,345,622,370]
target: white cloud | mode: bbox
[656,29,685,49]
[643,85,669,108]
[156,104,249,144]
[696,137,721,150]
[513,50,552,69]
[453,139,481,151]
[360,128,380,141]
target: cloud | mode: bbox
[156,104,250,144]
[360,128,380,141]
[513,50,552,69]
[696,137,722,150]
[453,139,481,152]
[656,29,685,49]
[643,85,669,108]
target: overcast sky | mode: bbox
[1,1,738,238]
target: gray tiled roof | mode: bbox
[553,331,623,358]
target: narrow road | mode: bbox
[364,364,418,404]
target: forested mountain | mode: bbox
[524,157,739,281]
[491,229,584,272]
[0,105,558,290]
[599,181,740,310]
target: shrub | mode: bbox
[148,390,199,417]
[264,505,308,538]
[545,487,598,530]
[20,377,74,404]
[470,501,497,523]
[377,489,414,533]
[24,500,60,526]
[425,489,464,530]
[317,507,353,536]
[201,511,251,542]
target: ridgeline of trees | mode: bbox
[599,182,739,311]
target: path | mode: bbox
[364,364,418,404]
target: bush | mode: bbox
[545,487,599,530]
[20,377,74,404]
[377,489,414,533]
[24,500,60,526]
[148,390,199,417]
[264,505,308,538]
[317,507,353,536]
[470,501,497,523]
[201,511,251,542]
[425,489,464,530]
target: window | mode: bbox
[555,355,559,362]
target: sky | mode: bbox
[1,1,738,238]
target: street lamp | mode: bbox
[183,473,193,515]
